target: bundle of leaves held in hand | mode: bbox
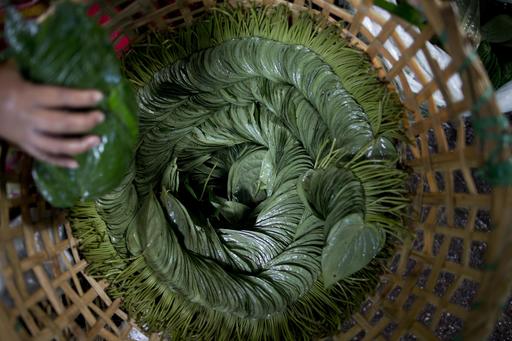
[4,2,138,207]
[71,5,408,340]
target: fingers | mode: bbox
[23,133,100,169]
[32,85,103,108]
[32,109,104,134]
[24,145,79,169]
[32,134,101,157]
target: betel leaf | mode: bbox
[4,1,138,207]
[481,15,512,44]
[297,166,365,233]
[126,190,167,255]
[322,213,385,288]
[161,157,180,193]
[211,196,251,224]
[477,41,512,89]
[160,189,198,248]
[227,148,267,204]
[363,135,398,160]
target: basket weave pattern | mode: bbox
[1,0,511,340]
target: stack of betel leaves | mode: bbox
[9,2,409,339]
[3,2,138,207]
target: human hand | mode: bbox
[0,61,105,168]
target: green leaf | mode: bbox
[322,213,385,288]
[126,190,168,256]
[259,150,275,195]
[297,167,365,232]
[363,136,398,160]
[125,207,143,256]
[454,0,480,45]
[296,169,320,218]
[161,158,180,193]
[476,41,512,88]
[211,196,251,224]
[160,190,195,241]
[5,2,138,207]
[373,0,426,28]
[481,15,512,44]
[227,149,267,204]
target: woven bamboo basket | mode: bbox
[1,0,511,340]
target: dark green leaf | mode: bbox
[211,196,251,224]
[476,41,512,88]
[161,190,195,240]
[482,15,512,43]
[322,213,385,287]
[227,149,267,203]
[297,167,365,231]
[363,136,398,160]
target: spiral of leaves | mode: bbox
[70,5,408,340]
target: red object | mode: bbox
[86,2,130,56]
[86,3,101,16]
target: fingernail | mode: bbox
[69,161,79,169]
[93,91,104,102]
[96,112,105,123]
[90,136,102,146]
